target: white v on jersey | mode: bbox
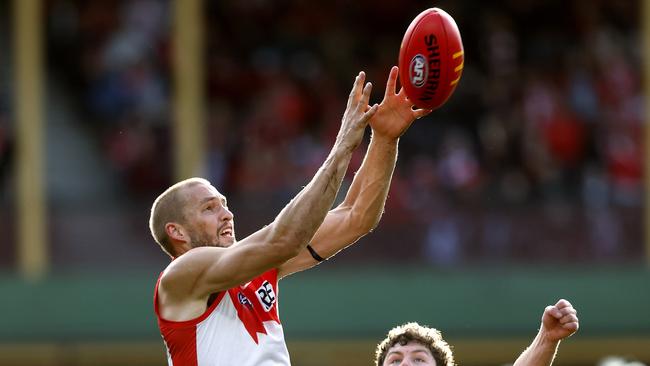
[154,269,291,365]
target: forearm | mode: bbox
[343,131,398,230]
[270,144,355,253]
[513,331,561,366]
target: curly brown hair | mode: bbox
[375,322,456,366]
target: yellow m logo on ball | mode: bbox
[450,50,464,86]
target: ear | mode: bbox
[165,223,188,244]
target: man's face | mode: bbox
[182,183,235,248]
[383,341,436,366]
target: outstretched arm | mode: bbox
[279,66,431,277]
[513,299,579,366]
[160,72,378,311]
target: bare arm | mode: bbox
[513,299,579,366]
[279,66,432,277]
[159,72,378,317]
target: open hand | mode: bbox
[369,66,432,140]
[336,71,379,151]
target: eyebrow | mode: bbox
[386,350,404,357]
[386,348,431,357]
[200,196,227,206]
[411,349,431,356]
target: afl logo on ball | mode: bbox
[409,54,428,88]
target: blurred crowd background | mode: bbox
[0,0,648,365]
[2,0,641,270]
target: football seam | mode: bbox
[401,9,433,93]
[438,9,452,107]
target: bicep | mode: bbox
[278,206,364,278]
[168,227,290,298]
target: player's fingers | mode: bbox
[360,104,379,123]
[559,306,577,317]
[559,313,579,325]
[348,72,365,106]
[359,81,373,108]
[555,299,572,309]
[385,66,399,99]
[562,321,579,332]
[356,72,367,102]
[347,76,359,107]
[545,305,563,319]
[413,108,433,120]
[398,87,407,99]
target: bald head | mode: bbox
[149,177,212,257]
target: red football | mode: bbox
[398,8,464,110]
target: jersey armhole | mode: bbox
[154,273,226,328]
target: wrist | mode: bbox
[537,328,562,348]
[327,143,355,171]
[332,140,358,157]
[370,131,400,146]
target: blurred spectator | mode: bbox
[48,0,171,197]
[44,0,642,266]
[598,356,648,366]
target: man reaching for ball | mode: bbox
[149,66,432,366]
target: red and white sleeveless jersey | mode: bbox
[154,268,291,366]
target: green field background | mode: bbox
[0,266,648,365]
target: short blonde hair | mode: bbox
[149,177,211,257]
[375,322,456,366]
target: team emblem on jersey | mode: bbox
[238,292,253,308]
[255,280,276,312]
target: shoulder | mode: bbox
[159,248,221,297]
[156,252,226,322]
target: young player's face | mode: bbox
[383,341,436,366]
[183,183,235,248]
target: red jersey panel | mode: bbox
[154,269,291,366]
